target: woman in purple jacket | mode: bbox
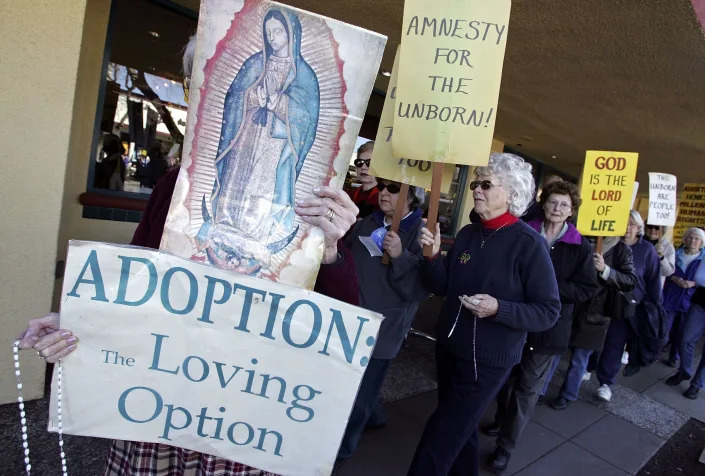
[661,227,705,368]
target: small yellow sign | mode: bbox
[370,47,455,191]
[673,183,705,244]
[576,151,639,237]
[392,0,511,165]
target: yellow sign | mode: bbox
[673,183,705,244]
[370,47,455,191]
[576,151,639,237]
[391,0,511,166]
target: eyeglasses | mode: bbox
[645,225,661,231]
[377,182,401,194]
[354,158,371,168]
[470,180,502,191]
[546,200,572,211]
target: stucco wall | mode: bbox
[52,0,137,313]
[0,0,90,403]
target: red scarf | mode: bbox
[481,211,518,229]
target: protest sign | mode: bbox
[160,0,386,289]
[674,183,705,243]
[647,173,677,226]
[576,151,639,237]
[631,181,639,209]
[391,0,511,165]
[370,47,455,191]
[48,241,383,476]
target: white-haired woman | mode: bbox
[666,228,705,399]
[661,227,705,368]
[593,210,663,401]
[408,153,561,476]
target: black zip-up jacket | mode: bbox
[525,220,598,354]
[570,239,637,351]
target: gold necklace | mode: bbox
[480,224,507,248]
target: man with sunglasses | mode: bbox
[644,223,676,286]
[346,141,380,219]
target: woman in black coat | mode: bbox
[550,235,637,410]
[485,181,597,472]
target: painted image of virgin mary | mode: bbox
[197,8,320,274]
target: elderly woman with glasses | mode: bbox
[336,179,429,466]
[346,141,379,219]
[408,153,561,476]
[484,180,597,472]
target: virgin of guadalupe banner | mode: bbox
[161,0,386,289]
[49,241,384,476]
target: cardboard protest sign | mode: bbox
[369,47,455,191]
[647,173,677,226]
[160,0,386,289]
[391,0,511,165]
[631,181,639,209]
[49,241,383,476]
[673,183,705,244]
[576,151,639,237]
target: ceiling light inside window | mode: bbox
[381,71,391,77]
[148,31,160,38]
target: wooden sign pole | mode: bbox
[382,182,410,265]
[423,162,444,257]
[596,236,604,254]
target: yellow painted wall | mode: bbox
[456,139,505,230]
[0,0,89,403]
[52,0,138,310]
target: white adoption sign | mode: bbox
[49,241,383,476]
[648,173,677,226]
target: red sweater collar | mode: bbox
[480,211,519,229]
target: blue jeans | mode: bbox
[559,348,593,401]
[540,354,561,396]
[679,304,705,388]
[596,317,630,386]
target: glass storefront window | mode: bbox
[89,0,197,195]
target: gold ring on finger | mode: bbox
[325,209,336,222]
[37,351,45,360]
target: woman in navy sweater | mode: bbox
[408,153,561,476]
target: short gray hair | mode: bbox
[683,227,705,247]
[475,152,535,217]
[629,210,645,237]
[183,35,197,77]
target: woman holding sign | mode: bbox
[16,34,363,476]
[408,153,561,476]
[337,180,429,465]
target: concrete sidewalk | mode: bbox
[339,343,704,476]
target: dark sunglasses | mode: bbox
[470,180,500,191]
[645,225,661,231]
[377,182,402,194]
[354,158,371,168]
